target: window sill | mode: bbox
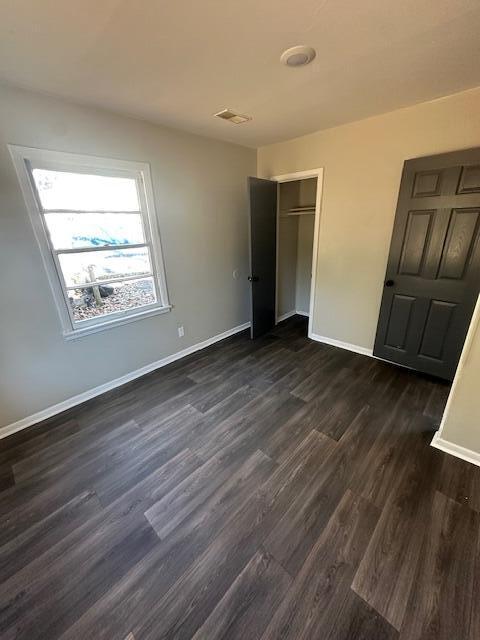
[63,304,172,340]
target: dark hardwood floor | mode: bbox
[0,315,477,639]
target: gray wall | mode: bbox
[277,215,314,318]
[0,84,256,429]
[277,216,298,317]
[295,215,314,315]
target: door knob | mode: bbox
[385,279,395,287]
[248,275,259,282]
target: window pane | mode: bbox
[59,247,152,287]
[32,169,140,211]
[69,277,156,323]
[44,212,145,249]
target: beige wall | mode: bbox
[0,84,255,430]
[438,296,480,454]
[258,86,480,349]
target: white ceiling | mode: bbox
[1,0,480,148]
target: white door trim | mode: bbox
[430,293,480,466]
[270,168,324,339]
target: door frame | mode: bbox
[431,292,480,464]
[269,168,324,339]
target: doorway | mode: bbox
[247,169,323,339]
[273,170,323,338]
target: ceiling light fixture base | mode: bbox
[280,45,316,67]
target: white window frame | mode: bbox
[9,145,171,339]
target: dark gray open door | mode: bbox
[374,147,480,381]
[248,177,277,339]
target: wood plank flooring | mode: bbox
[0,315,477,639]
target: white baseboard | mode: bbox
[430,432,480,468]
[277,310,296,323]
[295,310,309,317]
[0,321,251,440]
[277,310,309,323]
[309,332,373,357]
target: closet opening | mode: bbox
[275,173,321,337]
[246,168,323,340]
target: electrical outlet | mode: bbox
[177,326,184,338]
[233,269,239,280]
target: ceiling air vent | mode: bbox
[214,109,252,124]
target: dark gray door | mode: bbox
[374,148,480,380]
[248,177,277,339]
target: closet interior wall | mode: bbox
[277,178,317,320]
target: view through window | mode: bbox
[10,146,169,336]
[31,168,159,323]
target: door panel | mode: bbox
[457,165,480,193]
[374,148,480,380]
[247,177,277,339]
[438,209,479,279]
[412,170,443,197]
[384,295,415,351]
[398,210,433,275]
[418,300,457,360]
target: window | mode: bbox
[10,146,170,338]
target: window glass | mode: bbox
[58,247,152,288]
[44,212,145,249]
[13,146,170,334]
[69,277,156,322]
[32,169,140,211]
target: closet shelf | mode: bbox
[280,205,316,217]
